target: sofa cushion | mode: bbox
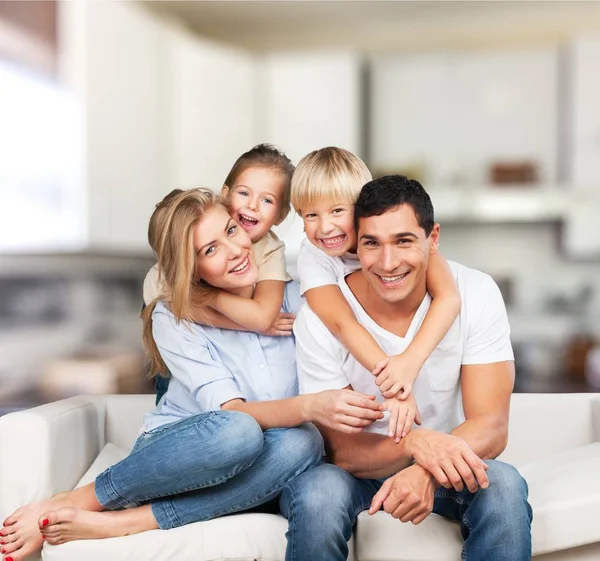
[355,511,462,561]
[74,443,129,488]
[520,442,600,556]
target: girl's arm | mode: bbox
[305,285,387,371]
[191,280,287,334]
[376,251,461,399]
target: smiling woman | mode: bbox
[0,187,385,560]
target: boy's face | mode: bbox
[301,198,357,256]
[223,166,286,243]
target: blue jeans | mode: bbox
[95,410,323,529]
[280,460,532,561]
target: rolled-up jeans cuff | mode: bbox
[94,467,133,510]
[151,499,182,529]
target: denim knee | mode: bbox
[215,410,264,466]
[482,460,532,522]
[281,423,324,469]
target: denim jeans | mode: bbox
[94,410,323,529]
[280,460,532,561]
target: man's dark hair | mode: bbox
[354,175,435,236]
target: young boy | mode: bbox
[291,147,461,441]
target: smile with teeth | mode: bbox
[377,272,409,284]
[320,235,346,247]
[239,213,259,227]
[230,256,250,274]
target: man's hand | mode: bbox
[406,428,489,493]
[263,312,295,336]
[382,394,421,442]
[369,464,435,524]
[373,354,421,400]
[303,389,384,434]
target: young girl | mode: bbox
[1,189,384,559]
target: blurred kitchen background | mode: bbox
[2,0,600,414]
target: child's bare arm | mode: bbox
[376,251,461,399]
[208,280,287,333]
[305,285,387,371]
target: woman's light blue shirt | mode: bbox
[143,281,302,431]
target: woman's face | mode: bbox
[193,204,258,292]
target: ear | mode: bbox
[220,184,230,197]
[428,224,440,255]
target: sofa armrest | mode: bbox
[0,396,105,521]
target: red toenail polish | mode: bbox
[42,518,49,527]
[6,557,13,561]
[42,534,46,539]
[1,548,5,553]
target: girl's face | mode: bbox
[224,166,286,243]
[193,204,258,292]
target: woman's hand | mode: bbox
[303,389,384,434]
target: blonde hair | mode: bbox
[141,188,230,376]
[224,143,294,224]
[291,147,372,215]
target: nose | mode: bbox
[247,195,259,211]
[225,238,244,259]
[380,245,400,273]
[319,216,335,235]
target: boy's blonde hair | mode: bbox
[223,143,295,224]
[141,188,230,376]
[291,147,372,214]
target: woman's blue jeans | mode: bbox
[280,460,532,561]
[94,410,323,529]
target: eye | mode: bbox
[205,245,216,256]
[238,190,249,197]
[262,197,274,205]
[227,224,237,235]
[397,238,411,245]
[332,208,345,214]
[304,212,316,219]
[363,240,377,246]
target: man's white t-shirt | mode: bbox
[294,261,514,436]
[297,238,361,296]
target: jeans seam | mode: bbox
[98,468,132,509]
[285,483,298,561]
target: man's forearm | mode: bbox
[321,426,413,479]
[450,414,508,460]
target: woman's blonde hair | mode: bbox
[223,143,295,224]
[141,188,230,376]
[291,147,372,215]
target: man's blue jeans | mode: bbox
[94,410,323,529]
[280,460,533,561]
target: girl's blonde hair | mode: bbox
[291,147,372,215]
[141,188,230,376]
[223,143,295,224]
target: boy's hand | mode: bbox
[373,354,421,400]
[263,312,295,336]
[382,393,421,442]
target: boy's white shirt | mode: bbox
[297,238,361,296]
[293,261,514,436]
[143,230,291,305]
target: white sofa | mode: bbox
[1,393,600,561]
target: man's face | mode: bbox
[356,204,439,305]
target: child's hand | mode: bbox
[373,354,421,400]
[382,393,421,442]
[263,312,295,337]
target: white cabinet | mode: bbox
[59,3,259,251]
[569,35,600,186]
[262,52,363,164]
[370,49,558,184]
[165,31,260,190]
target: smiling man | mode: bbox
[280,175,533,561]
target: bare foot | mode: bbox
[1,491,83,560]
[41,506,158,545]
